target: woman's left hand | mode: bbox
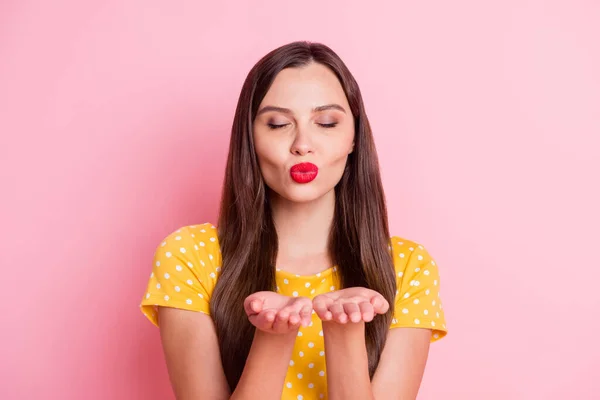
[312,287,389,324]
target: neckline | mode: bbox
[275,265,337,279]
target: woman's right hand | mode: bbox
[243,291,313,334]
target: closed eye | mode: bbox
[318,123,337,128]
[267,123,289,129]
[267,123,338,130]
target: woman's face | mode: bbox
[252,62,355,204]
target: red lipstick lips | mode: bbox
[290,162,318,183]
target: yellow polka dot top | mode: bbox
[140,223,448,400]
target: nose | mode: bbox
[290,124,314,156]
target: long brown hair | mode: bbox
[210,40,397,391]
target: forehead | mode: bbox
[260,63,349,110]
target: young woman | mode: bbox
[140,41,448,400]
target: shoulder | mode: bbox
[140,222,222,322]
[388,235,435,271]
[388,234,448,339]
[158,222,219,245]
[153,222,222,283]
[388,234,442,288]
[157,223,221,261]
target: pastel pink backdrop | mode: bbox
[1,1,599,399]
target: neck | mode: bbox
[269,188,335,260]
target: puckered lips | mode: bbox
[290,162,318,183]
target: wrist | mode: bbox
[235,328,299,399]
[322,320,365,336]
[322,321,372,400]
[252,327,298,351]
[322,321,366,349]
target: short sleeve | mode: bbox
[389,238,448,342]
[139,223,220,326]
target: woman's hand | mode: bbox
[313,287,389,324]
[244,291,313,334]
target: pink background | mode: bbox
[1,0,599,399]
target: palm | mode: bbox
[244,291,312,334]
[313,287,389,324]
[256,291,298,310]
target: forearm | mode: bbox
[230,329,297,400]
[323,322,375,400]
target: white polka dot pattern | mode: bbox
[140,223,220,325]
[389,237,447,339]
[139,224,448,400]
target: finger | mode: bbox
[250,299,263,314]
[287,311,301,326]
[299,305,312,327]
[370,296,390,314]
[292,297,312,312]
[329,303,347,323]
[343,302,362,323]
[244,297,263,315]
[359,301,375,322]
[292,298,313,326]
[277,307,290,322]
[313,298,332,321]
[272,311,290,333]
[280,302,305,328]
[249,310,275,330]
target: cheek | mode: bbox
[324,138,353,173]
[253,140,288,184]
[324,141,353,167]
[317,151,350,186]
[255,139,285,167]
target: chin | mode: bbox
[270,184,331,204]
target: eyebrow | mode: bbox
[256,103,347,117]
